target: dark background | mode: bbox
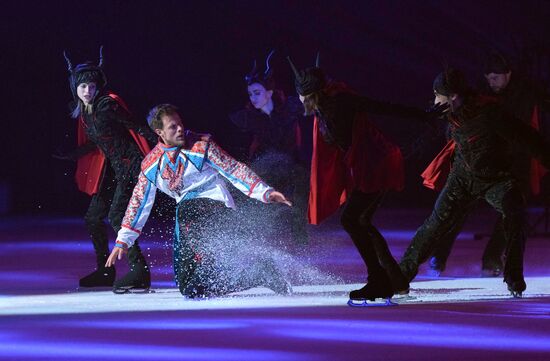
[2,0,549,216]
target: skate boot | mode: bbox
[386,264,410,295]
[428,256,445,277]
[348,273,396,307]
[79,266,115,287]
[260,258,292,295]
[504,274,526,298]
[113,245,151,294]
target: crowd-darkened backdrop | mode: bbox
[2,0,549,216]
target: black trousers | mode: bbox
[430,212,508,270]
[174,198,274,297]
[341,190,402,281]
[83,169,144,267]
[400,169,526,282]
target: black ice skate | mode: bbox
[504,276,526,299]
[386,264,410,296]
[79,266,115,288]
[113,264,151,294]
[348,280,397,307]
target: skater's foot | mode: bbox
[348,297,397,307]
[349,278,393,302]
[113,263,151,294]
[79,266,115,287]
[386,265,410,295]
[504,275,526,298]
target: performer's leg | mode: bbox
[353,191,410,293]
[429,211,468,275]
[80,177,115,287]
[342,190,398,299]
[174,199,211,297]
[175,198,291,298]
[109,176,151,291]
[400,172,475,282]
[341,190,386,280]
[481,216,506,276]
[485,180,527,296]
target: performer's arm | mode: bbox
[53,141,96,161]
[349,93,429,120]
[99,97,159,145]
[116,171,157,245]
[497,111,550,168]
[205,140,274,203]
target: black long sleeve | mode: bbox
[349,94,427,120]
[66,141,97,160]
[496,111,550,169]
[97,97,158,145]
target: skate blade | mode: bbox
[347,298,397,307]
[113,287,152,294]
[510,291,523,298]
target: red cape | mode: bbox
[421,139,456,191]
[308,83,404,225]
[75,93,151,196]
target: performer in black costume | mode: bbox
[428,53,550,277]
[400,68,550,297]
[288,54,442,304]
[55,48,157,292]
[229,51,310,244]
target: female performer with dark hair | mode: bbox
[229,51,310,245]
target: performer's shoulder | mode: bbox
[96,92,131,112]
[141,144,163,170]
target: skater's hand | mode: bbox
[268,191,292,207]
[106,245,127,267]
[425,102,449,120]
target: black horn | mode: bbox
[287,56,300,78]
[264,49,275,75]
[98,45,104,68]
[63,50,73,72]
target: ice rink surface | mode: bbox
[1,208,549,360]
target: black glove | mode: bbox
[425,102,450,120]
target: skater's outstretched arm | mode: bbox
[106,171,157,267]
[206,140,292,206]
[496,111,550,168]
